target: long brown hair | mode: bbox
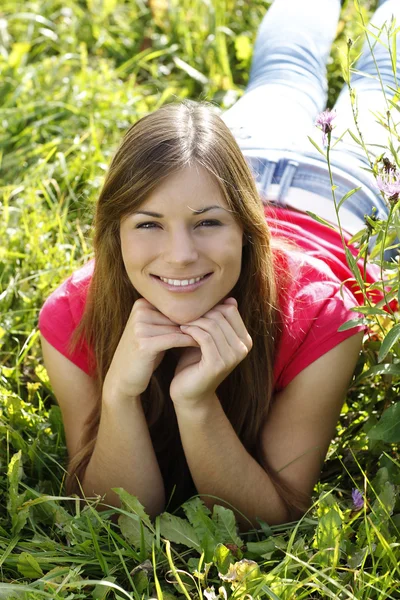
[67,99,309,517]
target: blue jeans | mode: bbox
[222,0,400,251]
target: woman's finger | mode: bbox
[206,302,253,351]
[181,317,239,367]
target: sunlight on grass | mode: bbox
[1,0,399,598]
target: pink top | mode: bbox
[39,207,376,392]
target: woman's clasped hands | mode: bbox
[103,296,253,409]
[170,297,253,408]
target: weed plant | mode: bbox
[1,0,400,598]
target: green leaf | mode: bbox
[92,577,117,600]
[367,403,400,443]
[331,128,349,149]
[246,539,275,557]
[314,506,343,568]
[182,497,216,542]
[355,362,400,384]
[307,135,326,158]
[305,211,336,230]
[348,130,362,146]
[118,514,154,554]
[213,543,234,574]
[113,488,152,528]
[354,306,389,315]
[338,317,368,332]
[212,505,243,547]
[159,513,201,551]
[378,324,400,362]
[17,552,44,578]
[7,451,28,535]
[337,186,361,210]
[344,246,365,289]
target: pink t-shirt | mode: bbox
[39,207,374,391]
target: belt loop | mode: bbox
[277,160,299,206]
[260,160,278,200]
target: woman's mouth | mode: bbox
[151,273,212,292]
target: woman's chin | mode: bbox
[161,306,209,325]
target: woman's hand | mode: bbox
[170,298,253,407]
[103,298,198,401]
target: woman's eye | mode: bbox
[135,220,221,230]
[136,222,159,229]
[198,220,221,227]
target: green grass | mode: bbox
[1,0,400,598]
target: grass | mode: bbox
[1,0,400,597]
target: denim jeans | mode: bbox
[221,0,400,250]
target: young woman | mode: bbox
[39,0,399,530]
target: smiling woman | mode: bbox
[119,166,244,324]
[38,99,369,530]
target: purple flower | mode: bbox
[376,172,400,203]
[352,488,364,511]
[316,108,336,145]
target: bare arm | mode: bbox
[41,337,165,517]
[173,332,363,530]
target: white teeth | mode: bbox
[159,275,205,286]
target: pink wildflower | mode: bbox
[316,108,336,146]
[376,171,400,203]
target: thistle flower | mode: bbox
[316,108,336,146]
[352,488,364,511]
[376,170,400,204]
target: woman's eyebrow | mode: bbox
[132,206,228,218]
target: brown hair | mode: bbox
[67,100,309,517]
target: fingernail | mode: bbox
[180,325,189,329]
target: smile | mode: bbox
[151,273,212,292]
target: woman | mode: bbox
[39,0,399,530]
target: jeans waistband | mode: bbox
[242,148,388,229]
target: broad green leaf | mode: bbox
[182,497,216,544]
[159,513,201,551]
[378,323,400,362]
[246,539,275,557]
[212,505,243,547]
[367,402,400,443]
[213,543,233,574]
[118,514,154,553]
[113,488,152,528]
[17,552,44,578]
[313,506,343,568]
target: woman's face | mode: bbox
[120,164,245,324]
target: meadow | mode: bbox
[1,0,400,597]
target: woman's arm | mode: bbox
[173,332,363,530]
[41,337,166,517]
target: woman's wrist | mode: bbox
[172,392,220,422]
[102,383,142,409]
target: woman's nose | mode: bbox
[164,230,199,265]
